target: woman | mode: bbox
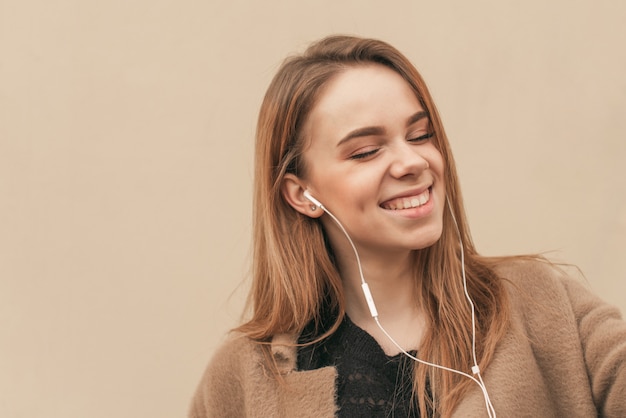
[190,35,626,417]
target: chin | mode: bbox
[410,227,443,250]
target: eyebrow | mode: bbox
[337,111,429,147]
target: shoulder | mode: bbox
[189,331,301,418]
[193,331,299,390]
[491,257,588,303]
[209,332,257,369]
[491,256,624,332]
[490,257,626,415]
[489,257,597,331]
[188,333,261,418]
[492,256,566,285]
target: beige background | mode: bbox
[1,0,625,417]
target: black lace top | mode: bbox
[297,314,422,417]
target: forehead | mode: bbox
[304,64,424,139]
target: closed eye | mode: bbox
[349,131,433,160]
[408,132,434,143]
[349,148,379,160]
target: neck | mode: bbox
[329,238,429,355]
[335,246,422,324]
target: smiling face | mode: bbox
[290,64,446,261]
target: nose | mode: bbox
[388,141,429,179]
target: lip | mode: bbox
[378,186,435,219]
[379,186,432,207]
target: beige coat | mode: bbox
[189,260,626,417]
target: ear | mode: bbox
[282,173,324,218]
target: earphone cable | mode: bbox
[315,197,496,418]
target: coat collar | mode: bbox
[270,333,298,373]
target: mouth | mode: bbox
[380,188,431,210]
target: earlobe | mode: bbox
[282,174,324,218]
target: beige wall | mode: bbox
[1,1,624,417]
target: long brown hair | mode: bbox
[237,35,510,417]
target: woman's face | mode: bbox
[298,64,446,260]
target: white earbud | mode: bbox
[303,190,324,211]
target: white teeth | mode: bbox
[383,189,430,210]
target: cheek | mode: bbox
[311,160,378,196]
[427,146,445,178]
[314,172,378,215]
[324,178,364,205]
